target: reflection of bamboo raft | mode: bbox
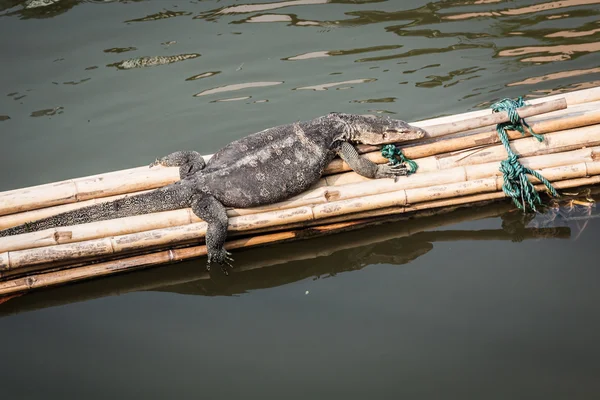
[1,86,600,296]
[0,199,575,316]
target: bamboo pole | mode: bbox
[1,174,597,297]
[2,159,600,273]
[0,98,570,217]
[2,134,597,254]
[410,86,600,127]
[413,98,566,138]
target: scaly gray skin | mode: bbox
[0,113,426,274]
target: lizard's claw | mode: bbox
[206,249,235,275]
[376,163,409,180]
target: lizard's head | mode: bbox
[330,113,427,145]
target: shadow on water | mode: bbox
[2,187,598,318]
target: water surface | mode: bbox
[1,0,600,398]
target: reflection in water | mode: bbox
[0,116,10,121]
[186,71,221,81]
[282,45,402,61]
[415,66,484,88]
[63,78,91,85]
[352,97,396,103]
[294,78,376,91]
[245,13,292,22]
[546,26,600,38]
[356,43,494,63]
[124,10,191,23]
[103,47,137,54]
[4,189,599,316]
[193,81,283,97]
[24,0,59,8]
[107,53,200,70]
[499,42,600,63]
[30,106,63,117]
[212,96,252,102]
[196,0,328,20]
[1,0,597,102]
[2,0,79,18]
[525,79,600,97]
[508,67,600,86]
[7,92,26,100]
[443,0,600,20]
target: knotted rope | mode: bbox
[381,144,418,175]
[492,97,559,212]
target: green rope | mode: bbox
[492,97,559,212]
[381,144,418,175]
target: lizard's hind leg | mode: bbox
[191,194,234,275]
[150,150,206,179]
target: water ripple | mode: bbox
[125,10,192,23]
[186,71,221,81]
[103,47,137,54]
[294,78,376,91]
[508,67,600,86]
[499,42,600,63]
[193,81,283,97]
[443,0,600,20]
[282,45,402,61]
[30,106,63,117]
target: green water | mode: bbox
[2,0,600,398]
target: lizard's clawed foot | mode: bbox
[206,249,235,275]
[376,163,409,181]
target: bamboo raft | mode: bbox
[1,86,600,296]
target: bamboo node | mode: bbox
[25,276,37,288]
[324,190,340,202]
[54,230,73,243]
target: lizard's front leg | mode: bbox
[150,150,206,179]
[191,193,234,275]
[336,141,408,181]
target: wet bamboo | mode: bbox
[2,131,597,254]
[1,174,597,297]
[0,97,569,217]
[2,160,600,273]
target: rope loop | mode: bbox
[491,97,559,212]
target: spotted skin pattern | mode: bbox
[0,113,426,274]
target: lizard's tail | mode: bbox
[0,182,194,237]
